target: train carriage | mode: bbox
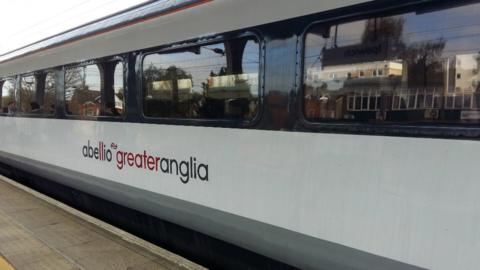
[1,0,480,269]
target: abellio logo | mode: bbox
[82,140,208,184]
[82,141,113,162]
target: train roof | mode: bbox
[0,0,204,64]
[0,0,369,77]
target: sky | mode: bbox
[0,0,149,55]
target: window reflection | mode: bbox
[304,2,480,123]
[44,72,56,115]
[65,61,124,117]
[0,79,16,114]
[65,64,101,116]
[18,72,56,115]
[19,75,37,113]
[143,37,260,120]
[112,62,124,115]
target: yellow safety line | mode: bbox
[0,255,15,270]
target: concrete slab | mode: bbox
[0,175,206,270]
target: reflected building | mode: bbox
[449,54,479,93]
[304,9,480,124]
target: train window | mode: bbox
[65,61,124,117]
[142,36,259,120]
[303,2,480,124]
[0,78,16,115]
[65,64,101,116]
[19,75,37,113]
[18,72,56,115]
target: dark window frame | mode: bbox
[298,1,480,139]
[138,31,264,128]
[63,55,126,121]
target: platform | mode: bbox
[0,175,206,270]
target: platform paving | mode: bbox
[0,175,206,270]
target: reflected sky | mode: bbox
[306,2,480,66]
[1,80,15,97]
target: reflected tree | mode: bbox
[405,39,446,88]
[144,64,191,84]
[65,67,100,115]
[362,16,405,45]
[143,64,194,117]
[2,88,15,107]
